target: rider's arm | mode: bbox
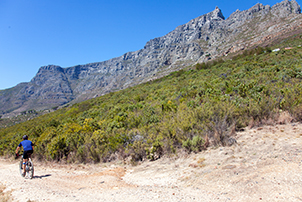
[31,141,34,151]
[15,146,20,154]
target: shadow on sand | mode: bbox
[33,174,52,179]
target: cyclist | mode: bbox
[15,135,34,176]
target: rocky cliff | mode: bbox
[0,0,301,117]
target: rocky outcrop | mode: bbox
[0,0,301,117]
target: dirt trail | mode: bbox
[1,122,302,202]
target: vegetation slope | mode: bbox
[1,34,302,164]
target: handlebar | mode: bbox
[15,153,20,159]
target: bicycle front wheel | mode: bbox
[19,159,24,177]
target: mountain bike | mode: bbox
[19,155,34,179]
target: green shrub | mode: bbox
[182,135,204,153]
[195,62,210,70]
[146,137,163,160]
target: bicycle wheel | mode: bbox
[26,158,34,179]
[19,158,24,177]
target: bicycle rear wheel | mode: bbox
[26,158,34,179]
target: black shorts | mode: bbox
[23,150,33,159]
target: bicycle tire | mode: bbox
[27,158,34,179]
[19,158,24,177]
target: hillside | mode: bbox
[0,32,302,164]
[0,0,301,118]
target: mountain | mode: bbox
[0,0,301,118]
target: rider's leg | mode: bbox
[23,159,27,173]
[23,158,27,174]
[22,150,31,174]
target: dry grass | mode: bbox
[277,111,293,124]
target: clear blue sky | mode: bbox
[0,0,300,90]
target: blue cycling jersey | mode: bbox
[18,140,33,151]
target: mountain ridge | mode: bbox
[0,0,301,118]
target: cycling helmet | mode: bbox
[22,135,28,140]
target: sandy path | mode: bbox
[1,122,302,201]
[0,160,216,202]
